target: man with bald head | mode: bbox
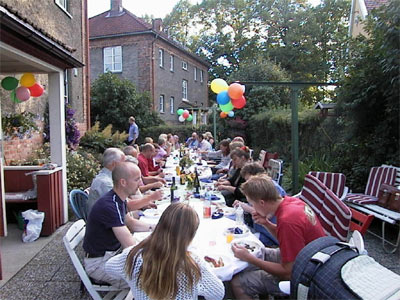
[83,162,154,288]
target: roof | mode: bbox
[89,8,209,67]
[364,0,389,12]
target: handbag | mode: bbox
[377,184,400,212]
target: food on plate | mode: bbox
[204,256,224,268]
[235,241,259,253]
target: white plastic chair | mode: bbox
[63,220,129,300]
[267,159,284,185]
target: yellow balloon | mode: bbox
[20,73,36,88]
[210,78,228,94]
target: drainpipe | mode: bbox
[150,33,159,110]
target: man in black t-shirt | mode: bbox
[83,162,153,287]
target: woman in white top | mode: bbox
[105,203,225,300]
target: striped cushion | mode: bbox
[364,166,397,197]
[300,174,351,241]
[346,193,378,205]
[309,171,346,199]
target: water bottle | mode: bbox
[236,205,244,225]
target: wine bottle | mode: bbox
[194,167,200,194]
[170,176,177,203]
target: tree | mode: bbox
[90,72,163,133]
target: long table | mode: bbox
[135,152,264,281]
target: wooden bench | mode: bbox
[346,164,400,253]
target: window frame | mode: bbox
[159,95,165,113]
[103,46,122,73]
[170,96,174,114]
[194,66,197,81]
[182,61,188,70]
[55,0,72,17]
[159,49,164,68]
[170,55,174,72]
[200,70,204,83]
[182,80,188,101]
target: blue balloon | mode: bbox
[228,111,235,117]
[217,91,230,105]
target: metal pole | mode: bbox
[291,87,300,193]
[212,104,217,144]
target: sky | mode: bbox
[88,0,321,19]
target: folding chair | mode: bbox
[63,220,129,300]
[309,171,348,201]
[346,166,397,205]
[298,174,352,242]
[261,151,279,169]
[267,159,284,185]
[69,189,89,221]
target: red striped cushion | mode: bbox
[346,193,378,205]
[300,174,351,241]
[365,166,397,197]
[309,171,346,199]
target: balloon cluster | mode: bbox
[210,79,246,118]
[177,109,193,122]
[1,73,44,103]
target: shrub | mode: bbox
[66,149,100,192]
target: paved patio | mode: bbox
[0,219,399,300]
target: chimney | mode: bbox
[110,0,123,13]
[152,18,163,32]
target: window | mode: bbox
[182,80,188,100]
[63,70,69,103]
[193,111,197,125]
[55,0,68,11]
[182,61,188,70]
[159,95,165,113]
[159,49,164,68]
[194,67,197,81]
[200,70,204,83]
[104,46,122,73]
[170,55,174,71]
[170,97,174,114]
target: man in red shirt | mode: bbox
[231,174,325,299]
[137,143,165,184]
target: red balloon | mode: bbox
[228,83,244,100]
[28,83,44,97]
[220,111,228,118]
[182,111,190,119]
[232,96,246,109]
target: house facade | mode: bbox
[89,0,209,124]
[0,0,89,249]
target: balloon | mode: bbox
[182,111,190,119]
[232,96,246,109]
[187,114,193,121]
[29,83,44,97]
[228,83,244,99]
[15,86,31,101]
[216,91,230,105]
[20,73,36,88]
[228,111,235,117]
[220,111,228,118]
[1,77,19,90]
[210,78,228,94]
[10,90,22,103]
[219,101,233,112]
[179,115,185,122]
[177,108,184,115]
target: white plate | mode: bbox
[222,207,235,216]
[233,239,262,254]
[142,208,162,218]
[223,225,250,238]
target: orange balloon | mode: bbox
[220,111,228,118]
[228,83,244,99]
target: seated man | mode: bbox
[197,134,212,152]
[137,143,166,184]
[186,132,199,149]
[83,162,155,287]
[231,175,326,299]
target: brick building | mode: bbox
[0,0,90,249]
[89,0,209,124]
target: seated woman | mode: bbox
[216,147,250,206]
[233,162,286,247]
[215,140,244,182]
[209,139,231,179]
[105,203,225,300]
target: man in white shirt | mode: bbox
[197,134,212,151]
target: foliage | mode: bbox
[90,72,163,133]
[1,111,38,139]
[65,104,81,149]
[66,149,100,192]
[8,143,50,166]
[79,122,128,155]
[333,1,400,190]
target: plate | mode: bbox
[142,208,162,218]
[222,207,235,216]
[233,239,262,254]
[223,225,250,238]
